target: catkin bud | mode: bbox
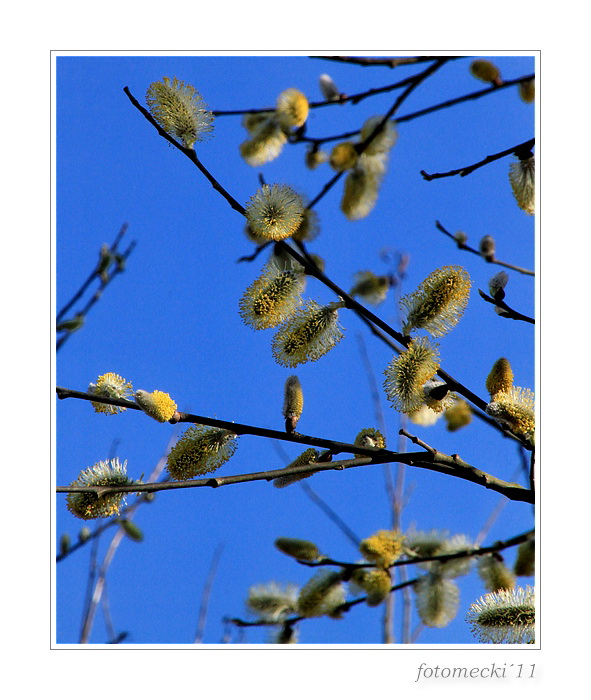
[401,266,471,337]
[466,586,535,643]
[478,553,516,592]
[509,156,535,215]
[444,398,472,431]
[297,571,345,618]
[283,375,304,433]
[329,142,358,171]
[60,534,71,557]
[146,77,214,148]
[470,60,502,84]
[485,387,535,443]
[488,271,509,301]
[414,574,460,627]
[354,428,386,454]
[273,448,321,488]
[166,425,238,480]
[276,88,309,129]
[245,184,304,242]
[275,537,321,562]
[319,74,341,101]
[272,300,345,367]
[479,235,496,261]
[514,539,535,577]
[120,519,144,542]
[519,79,535,103]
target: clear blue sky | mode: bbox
[55,53,535,645]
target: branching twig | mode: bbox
[56,387,534,503]
[56,223,136,351]
[478,289,535,324]
[124,82,532,446]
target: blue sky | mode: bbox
[55,53,535,646]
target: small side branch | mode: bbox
[421,138,534,181]
[478,289,535,324]
[435,221,534,276]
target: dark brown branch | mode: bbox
[56,387,533,503]
[308,58,450,210]
[435,221,535,276]
[421,138,535,181]
[478,289,535,324]
[123,86,246,216]
[124,82,528,445]
[396,74,534,125]
[311,56,454,68]
[56,223,137,351]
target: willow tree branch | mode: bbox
[435,220,535,276]
[124,81,529,445]
[56,223,137,351]
[478,289,535,324]
[396,74,534,125]
[293,73,535,147]
[214,72,424,116]
[298,527,534,570]
[307,58,450,210]
[421,138,535,181]
[311,56,454,68]
[123,86,246,216]
[56,387,533,503]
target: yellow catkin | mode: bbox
[276,88,309,128]
[166,425,237,480]
[401,265,471,337]
[359,530,405,569]
[329,142,358,171]
[383,337,440,413]
[350,568,392,607]
[486,358,514,397]
[134,389,177,422]
[444,399,473,431]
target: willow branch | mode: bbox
[214,72,423,116]
[478,289,535,324]
[421,138,535,181]
[56,223,136,351]
[396,74,534,125]
[435,220,534,276]
[298,528,534,570]
[123,86,245,216]
[311,56,454,68]
[294,73,535,147]
[307,58,449,210]
[56,387,533,503]
[124,82,529,444]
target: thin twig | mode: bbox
[421,138,534,181]
[435,220,535,276]
[478,289,535,324]
[194,544,224,643]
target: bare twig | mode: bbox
[421,138,534,181]
[194,544,224,643]
[57,223,136,351]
